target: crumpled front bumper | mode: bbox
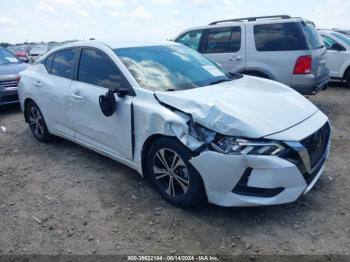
[190,152,311,207]
[189,111,330,207]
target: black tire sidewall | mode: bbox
[146,137,206,207]
[26,101,53,142]
[346,71,350,88]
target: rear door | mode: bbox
[38,48,78,137]
[200,25,245,73]
[69,48,134,160]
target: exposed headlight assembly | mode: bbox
[212,136,285,156]
[188,122,285,156]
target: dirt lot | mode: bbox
[0,84,349,256]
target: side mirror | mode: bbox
[331,43,345,51]
[99,87,131,117]
[99,89,116,117]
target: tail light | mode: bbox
[293,55,312,74]
[16,75,21,86]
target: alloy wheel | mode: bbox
[28,106,45,138]
[152,148,190,198]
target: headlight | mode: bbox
[188,121,285,156]
[212,136,285,156]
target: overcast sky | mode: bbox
[0,0,349,44]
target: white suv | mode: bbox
[18,41,330,207]
[319,30,350,87]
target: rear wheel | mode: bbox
[146,137,206,208]
[346,70,350,88]
[26,101,54,142]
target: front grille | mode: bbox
[0,94,19,103]
[0,80,17,89]
[300,123,330,168]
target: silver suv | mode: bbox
[174,15,329,95]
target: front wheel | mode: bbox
[146,137,206,208]
[26,101,54,142]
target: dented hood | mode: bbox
[155,76,318,138]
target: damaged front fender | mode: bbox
[132,93,210,175]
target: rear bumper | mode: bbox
[0,87,19,105]
[290,73,330,95]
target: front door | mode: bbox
[69,48,134,160]
[322,35,344,77]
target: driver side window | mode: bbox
[176,30,203,50]
[78,48,130,90]
[322,35,337,50]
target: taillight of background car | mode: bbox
[293,55,312,74]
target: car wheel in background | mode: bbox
[26,101,54,142]
[346,70,350,88]
[146,137,206,208]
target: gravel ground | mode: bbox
[0,84,349,256]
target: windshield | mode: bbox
[301,22,324,49]
[31,46,47,53]
[8,46,27,53]
[114,45,233,91]
[331,32,350,46]
[0,48,21,65]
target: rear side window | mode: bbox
[254,22,307,51]
[78,48,129,89]
[300,22,324,49]
[51,49,77,79]
[203,27,241,53]
[176,30,203,50]
[45,54,54,72]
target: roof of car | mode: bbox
[174,16,307,39]
[51,40,180,51]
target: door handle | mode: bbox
[33,80,42,87]
[229,56,242,62]
[71,93,83,100]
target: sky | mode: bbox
[0,0,349,44]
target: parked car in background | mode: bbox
[29,45,48,63]
[333,29,350,37]
[0,47,29,105]
[18,41,330,207]
[7,45,30,63]
[175,15,329,95]
[319,30,350,87]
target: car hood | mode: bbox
[155,76,318,138]
[0,63,29,76]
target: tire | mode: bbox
[346,70,350,88]
[26,101,54,142]
[146,137,206,208]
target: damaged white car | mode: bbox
[18,41,331,207]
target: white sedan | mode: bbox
[18,41,331,207]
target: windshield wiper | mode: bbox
[209,78,232,86]
[209,73,243,86]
